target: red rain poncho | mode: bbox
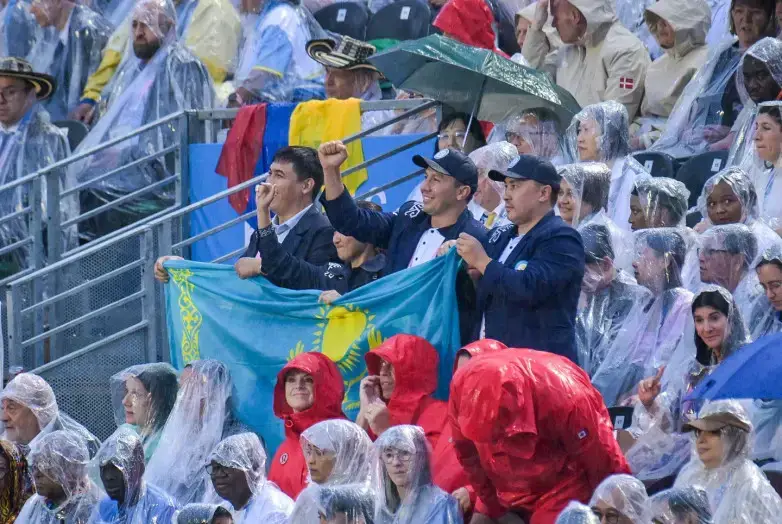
[269,352,346,499]
[364,334,448,450]
[433,0,510,58]
[449,349,630,524]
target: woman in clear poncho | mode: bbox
[207,433,292,523]
[588,474,653,524]
[674,400,782,523]
[754,245,782,335]
[489,108,565,163]
[625,286,748,481]
[144,359,244,506]
[565,101,648,231]
[695,167,782,256]
[315,483,376,524]
[0,373,100,457]
[17,430,102,523]
[90,426,179,523]
[650,487,713,524]
[729,100,782,233]
[373,425,461,524]
[109,363,178,464]
[466,141,517,229]
[289,419,373,522]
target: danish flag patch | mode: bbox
[619,77,634,90]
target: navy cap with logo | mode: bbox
[489,154,561,190]
[412,148,479,193]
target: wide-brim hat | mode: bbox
[0,57,56,101]
[306,36,380,74]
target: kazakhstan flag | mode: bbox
[164,250,462,453]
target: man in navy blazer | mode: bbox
[453,154,585,362]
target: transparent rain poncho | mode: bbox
[27,3,113,120]
[565,101,646,230]
[488,108,564,162]
[557,162,612,228]
[109,363,178,464]
[631,178,691,229]
[144,359,242,506]
[90,426,179,524]
[588,474,653,523]
[0,0,41,57]
[373,425,461,524]
[577,221,655,405]
[0,372,100,457]
[731,37,782,136]
[17,430,102,523]
[649,487,713,524]
[626,286,748,481]
[466,141,517,228]
[752,246,782,337]
[556,501,599,524]
[66,0,214,237]
[617,0,661,60]
[174,503,229,523]
[0,102,71,273]
[728,100,782,230]
[696,167,782,256]
[674,400,782,523]
[314,483,376,524]
[209,433,293,523]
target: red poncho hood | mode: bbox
[453,339,508,374]
[433,0,510,58]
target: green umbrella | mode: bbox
[368,34,580,129]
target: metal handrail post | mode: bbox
[141,228,158,363]
[46,171,62,263]
[180,113,192,260]
[5,284,21,374]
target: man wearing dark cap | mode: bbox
[451,154,585,361]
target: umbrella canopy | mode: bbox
[369,34,581,129]
[687,333,782,401]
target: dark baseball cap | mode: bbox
[413,148,478,193]
[488,154,561,189]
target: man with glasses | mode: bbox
[0,57,69,279]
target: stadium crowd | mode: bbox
[4,0,782,520]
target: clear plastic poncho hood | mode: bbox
[314,483,376,524]
[557,162,611,227]
[734,37,782,117]
[18,429,102,523]
[144,359,237,505]
[632,177,691,229]
[650,487,713,524]
[489,109,564,161]
[556,501,600,524]
[467,141,517,227]
[565,101,631,164]
[588,474,652,523]
[372,425,460,524]
[174,503,226,523]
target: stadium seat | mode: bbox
[633,152,676,179]
[54,119,89,152]
[367,0,431,42]
[765,470,782,498]
[674,150,729,227]
[314,2,370,40]
[607,406,634,430]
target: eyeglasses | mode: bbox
[437,131,466,141]
[591,508,622,524]
[381,449,414,464]
[302,442,334,459]
[205,463,229,477]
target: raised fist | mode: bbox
[318,140,349,170]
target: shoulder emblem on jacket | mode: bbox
[489,224,514,244]
[403,202,423,219]
[324,262,343,279]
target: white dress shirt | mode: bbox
[408,227,446,268]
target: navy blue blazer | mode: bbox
[321,189,488,273]
[476,211,585,362]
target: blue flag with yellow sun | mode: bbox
[163,251,462,454]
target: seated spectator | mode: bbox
[576,222,652,405]
[175,504,234,524]
[373,425,461,523]
[435,112,486,155]
[455,155,584,360]
[0,57,69,280]
[557,162,612,228]
[270,352,346,499]
[91,427,178,523]
[695,167,781,255]
[70,0,214,241]
[251,183,385,301]
[524,0,650,120]
[627,287,748,480]
[0,439,33,522]
[0,373,100,456]
[589,474,652,524]
[651,0,776,157]
[109,362,178,463]
[755,247,782,334]
[0,0,39,57]
[357,335,447,448]
[731,101,782,234]
[675,400,782,521]
[433,0,507,57]
[145,359,244,505]
[649,487,713,524]
[516,1,562,74]
[17,430,102,522]
[632,0,711,150]
[314,484,376,524]
[629,178,690,231]
[208,433,293,522]
[449,349,629,522]
[27,0,112,120]
[320,141,487,273]
[289,420,372,522]
[490,109,563,162]
[556,502,599,524]
[466,142,517,228]
[566,101,648,230]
